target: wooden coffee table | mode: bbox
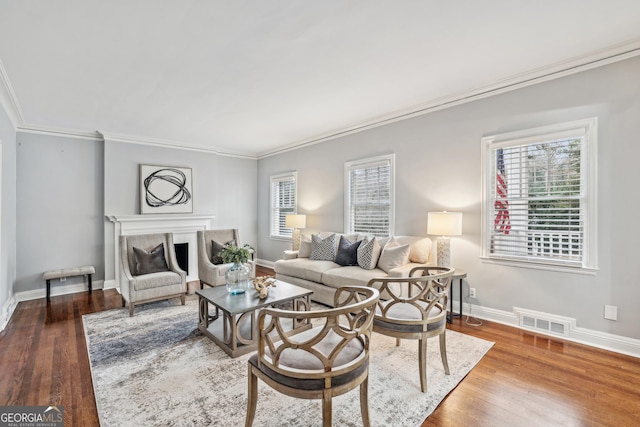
[196,280,313,357]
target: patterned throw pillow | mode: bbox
[133,243,169,275]
[334,236,362,266]
[357,237,382,270]
[377,237,410,273]
[310,233,337,261]
[211,239,236,265]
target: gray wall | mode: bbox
[103,140,257,282]
[0,100,16,321]
[16,132,104,292]
[258,55,640,340]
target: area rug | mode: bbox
[83,297,493,427]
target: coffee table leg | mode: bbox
[199,297,209,328]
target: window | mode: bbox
[481,118,597,271]
[345,154,395,237]
[270,172,297,239]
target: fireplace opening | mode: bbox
[174,243,189,275]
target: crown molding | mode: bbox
[17,123,102,141]
[257,38,640,159]
[99,131,257,160]
[0,57,24,127]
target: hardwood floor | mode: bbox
[1,266,638,426]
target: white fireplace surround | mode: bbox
[107,214,215,287]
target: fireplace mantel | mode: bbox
[108,214,215,286]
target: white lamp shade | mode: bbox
[285,214,306,229]
[427,211,462,236]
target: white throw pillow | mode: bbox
[409,237,430,264]
[298,234,312,258]
[377,237,410,273]
[310,233,337,261]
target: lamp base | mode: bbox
[291,229,301,251]
[436,236,451,267]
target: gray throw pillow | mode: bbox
[334,236,361,266]
[310,233,337,261]
[357,237,382,270]
[211,239,236,265]
[133,243,169,275]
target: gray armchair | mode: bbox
[120,233,186,316]
[197,229,256,288]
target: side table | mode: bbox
[448,268,467,323]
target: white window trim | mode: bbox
[344,153,395,237]
[270,171,297,241]
[480,118,598,273]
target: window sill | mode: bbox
[270,235,292,242]
[480,257,598,276]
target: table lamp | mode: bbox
[427,211,462,267]
[285,214,306,251]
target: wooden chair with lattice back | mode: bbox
[245,286,379,427]
[367,266,454,392]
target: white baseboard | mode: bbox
[0,294,18,331]
[14,280,105,303]
[103,279,118,289]
[256,258,275,269]
[453,299,640,358]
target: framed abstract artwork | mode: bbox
[140,164,193,214]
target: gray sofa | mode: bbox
[274,232,433,306]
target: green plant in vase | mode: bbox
[220,244,254,294]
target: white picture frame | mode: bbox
[140,164,193,214]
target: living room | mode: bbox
[1,2,640,426]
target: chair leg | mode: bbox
[245,366,258,427]
[180,294,186,305]
[419,338,427,393]
[360,376,371,427]
[439,332,450,375]
[121,295,125,307]
[396,338,401,346]
[322,389,332,427]
[129,303,134,317]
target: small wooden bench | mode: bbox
[43,266,95,301]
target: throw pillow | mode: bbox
[357,237,382,270]
[133,243,169,275]
[409,237,430,264]
[377,238,410,273]
[211,239,236,265]
[334,236,361,266]
[298,234,312,258]
[310,233,337,261]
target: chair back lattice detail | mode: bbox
[257,286,379,380]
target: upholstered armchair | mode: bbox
[197,229,256,288]
[367,266,454,392]
[119,233,186,317]
[245,286,379,427]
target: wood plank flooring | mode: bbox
[1,266,638,426]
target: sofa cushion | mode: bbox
[274,258,339,283]
[377,237,410,273]
[132,270,182,291]
[322,266,387,289]
[334,236,361,266]
[133,243,169,275]
[298,234,312,258]
[310,233,337,261]
[357,237,382,270]
[408,237,430,264]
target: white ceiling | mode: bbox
[1,1,640,157]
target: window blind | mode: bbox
[270,173,296,238]
[345,155,394,237]
[488,136,585,266]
